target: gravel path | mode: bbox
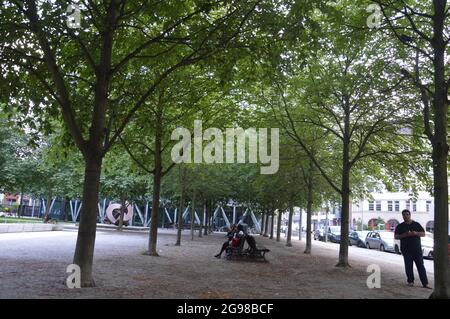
[0,229,434,299]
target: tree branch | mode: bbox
[22,0,88,156]
[119,135,154,175]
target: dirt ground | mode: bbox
[0,228,434,299]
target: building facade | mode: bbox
[350,190,435,232]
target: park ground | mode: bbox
[0,228,434,299]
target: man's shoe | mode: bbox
[422,285,432,289]
[214,254,221,259]
[407,282,414,287]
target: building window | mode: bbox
[413,201,417,212]
[406,201,410,210]
[426,201,432,213]
[387,201,393,212]
[376,201,381,211]
[395,201,400,212]
[369,201,374,211]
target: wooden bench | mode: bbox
[225,238,270,262]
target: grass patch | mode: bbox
[0,217,42,224]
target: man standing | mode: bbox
[394,209,431,289]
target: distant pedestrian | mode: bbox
[394,209,431,289]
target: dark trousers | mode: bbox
[217,241,229,255]
[403,252,428,286]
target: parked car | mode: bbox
[421,232,434,258]
[349,231,370,248]
[422,234,450,258]
[327,226,341,243]
[366,231,396,252]
[314,226,341,243]
[313,228,325,241]
[394,232,435,258]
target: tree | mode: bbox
[265,17,417,267]
[373,0,450,299]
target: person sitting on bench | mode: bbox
[230,230,244,248]
[246,234,258,253]
[214,224,238,258]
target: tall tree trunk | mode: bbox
[209,199,215,233]
[62,197,68,222]
[147,128,162,256]
[73,157,102,287]
[276,210,282,242]
[305,169,314,254]
[260,212,266,236]
[432,140,450,298]
[117,196,126,231]
[270,212,275,239]
[430,1,450,298]
[203,201,208,236]
[336,98,351,268]
[72,17,115,284]
[44,194,52,222]
[18,190,24,218]
[199,202,205,238]
[286,205,293,247]
[264,211,269,237]
[298,208,302,241]
[191,190,196,241]
[175,167,185,246]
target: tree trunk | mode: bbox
[18,190,24,218]
[117,197,126,231]
[147,128,162,256]
[305,170,314,254]
[337,163,350,266]
[161,206,166,228]
[260,212,266,236]
[191,190,196,241]
[199,202,205,238]
[62,197,68,222]
[431,142,450,298]
[286,205,293,247]
[430,2,450,298]
[276,210,282,242]
[175,168,184,246]
[270,212,275,239]
[264,212,269,237]
[299,208,303,241]
[73,157,102,287]
[336,99,351,268]
[44,194,52,222]
[203,201,208,236]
